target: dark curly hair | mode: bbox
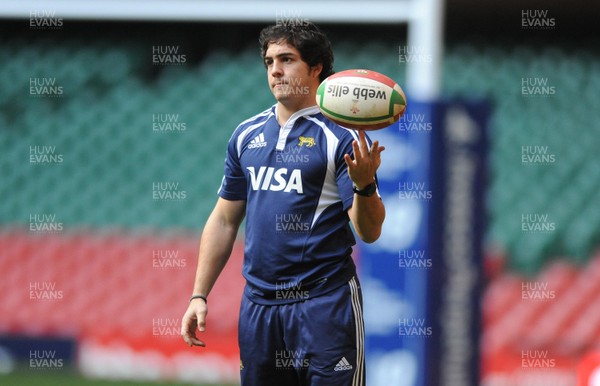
[259,22,334,82]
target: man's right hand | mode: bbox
[181,298,208,347]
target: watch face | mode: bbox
[365,182,376,196]
[354,182,376,196]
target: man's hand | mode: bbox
[345,129,386,243]
[344,130,385,189]
[181,298,208,347]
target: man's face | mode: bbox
[264,41,322,105]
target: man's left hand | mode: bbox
[344,130,385,189]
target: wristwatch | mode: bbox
[352,182,377,197]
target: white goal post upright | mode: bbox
[407,0,445,100]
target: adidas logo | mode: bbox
[334,357,353,372]
[248,133,267,149]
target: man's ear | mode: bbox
[310,63,323,80]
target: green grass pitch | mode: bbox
[0,371,236,386]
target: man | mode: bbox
[181,21,385,386]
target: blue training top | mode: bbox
[218,104,375,305]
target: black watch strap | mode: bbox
[353,182,377,197]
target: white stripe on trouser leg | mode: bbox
[349,277,365,386]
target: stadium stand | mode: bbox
[0,35,599,383]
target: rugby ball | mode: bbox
[316,69,406,130]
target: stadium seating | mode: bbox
[1,38,598,270]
